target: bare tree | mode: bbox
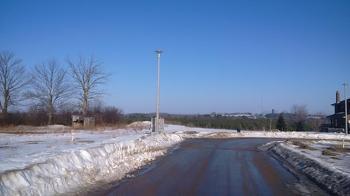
[26,60,71,124]
[292,105,308,121]
[291,104,308,131]
[0,51,27,115]
[67,56,107,116]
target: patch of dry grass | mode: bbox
[291,140,316,150]
[0,125,48,134]
[326,145,350,153]
[322,149,338,156]
[207,132,234,138]
[183,131,199,135]
[0,123,129,134]
[94,123,128,131]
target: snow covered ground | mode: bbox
[264,140,350,195]
[0,123,183,195]
[1,122,350,195]
[0,128,148,173]
[284,140,350,174]
[164,124,350,140]
[1,122,350,174]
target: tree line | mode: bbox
[165,114,324,131]
[163,105,325,131]
[0,51,121,126]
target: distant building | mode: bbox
[221,113,256,119]
[265,109,279,119]
[307,114,325,119]
[327,91,350,132]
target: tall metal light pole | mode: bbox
[155,49,162,132]
[343,82,348,134]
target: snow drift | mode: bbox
[0,133,183,196]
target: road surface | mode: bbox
[94,138,328,196]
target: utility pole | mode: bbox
[155,49,162,132]
[344,83,348,134]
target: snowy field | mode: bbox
[1,122,350,195]
[166,124,350,140]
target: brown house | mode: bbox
[327,91,350,132]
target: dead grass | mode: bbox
[322,149,338,156]
[207,132,234,138]
[0,125,42,134]
[183,131,199,135]
[291,140,316,150]
[74,139,95,144]
[95,123,128,130]
[0,123,135,135]
[326,145,350,153]
[321,144,350,157]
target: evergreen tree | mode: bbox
[276,113,287,131]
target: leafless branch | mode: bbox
[26,59,72,124]
[67,56,108,115]
[0,51,28,114]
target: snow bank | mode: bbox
[264,141,350,196]
[0,130,147,173]
[0,133,183,196]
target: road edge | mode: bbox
[262,141,350,196]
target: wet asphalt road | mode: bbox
[101,138,328,196]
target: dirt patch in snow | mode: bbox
[326,145,350,153]
[205,132,235,138]
[183,130,199,135]
[290,140,316,150]
[321,149,338,157]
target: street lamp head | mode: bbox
[155,49,163,54]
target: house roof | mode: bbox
[331,98,350,106]
[327,113,344,119]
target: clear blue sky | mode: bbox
[1,0,349,114]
